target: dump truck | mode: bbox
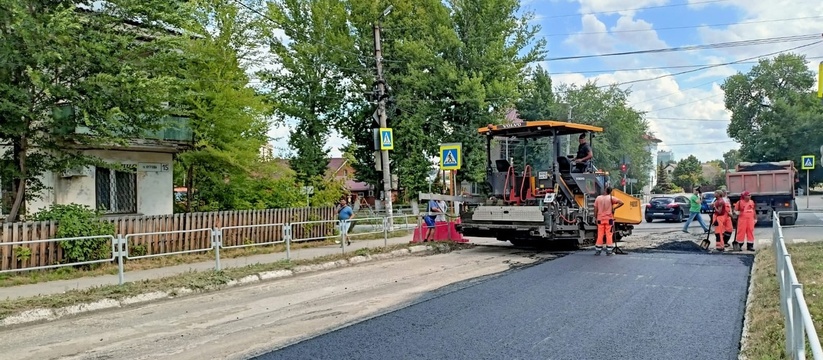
[726,160,798,225]
[454,120,643,247]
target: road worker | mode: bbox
[733,191,756,251]
[711,190,733,252]
[593,186,624,256]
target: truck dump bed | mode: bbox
[726,161,795,196]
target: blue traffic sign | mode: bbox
[379,128,393,150]
[802,155,815,170]
[440,143,462,170]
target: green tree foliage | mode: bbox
[671,155,703,190]
[176,0,271,211]
[260,0,356,184]
[510,66,555,173]
[722,53,823,184]
[722,149,741,170]
[652,162,675,194]
[554,83,652,186]
[32,204,115,266]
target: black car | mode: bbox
[644,196,690,222]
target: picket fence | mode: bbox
[0,207,335,271]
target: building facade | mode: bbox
[642,134,662,195]
[657,150,675,165]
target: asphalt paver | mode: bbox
[254,250,753,360]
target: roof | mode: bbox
[478,120,603,138]
[642,134,662,143]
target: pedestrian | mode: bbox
[593,186,624,256]
[683,187,709,233]
[336,198,354,246]
[711,190,733,252]
[423,198,442,242]
[733,191,756,251]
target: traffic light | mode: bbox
[620,163,627,173]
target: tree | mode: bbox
[0,1,190,221]
[671,155,703,190]
[517,66,555,121]
[722,149,741,170]
[260,0,355,184]
[652,162,675,194]
[722,53,823,184]
[175,0,270,212]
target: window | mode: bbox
[95,166,137,214]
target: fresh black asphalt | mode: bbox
[253,249,753,360]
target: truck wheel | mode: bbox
[780,216,796,226]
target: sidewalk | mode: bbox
[0,233,417,301]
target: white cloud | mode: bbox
[573,0,668,16]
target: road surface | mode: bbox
[255,250,752,360]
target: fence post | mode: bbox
[340,220,346,254]
[284,224,291,260]
[212,228,222,271]
[115,234,126,285]
[784,254,795,359]
[383,216,389,248]
[792,283,806,359]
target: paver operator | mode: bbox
[593,186,624,256]
[733,191,756,251]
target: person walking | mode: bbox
[733,191,756,251]
[593,186,624,256]
[711,190,733,252]
[423,198,442,242]
[683,187,709,233]
[336,198,354,247]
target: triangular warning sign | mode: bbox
[383,133,391,145]
[444,150,457,165]
[805,158,814,167]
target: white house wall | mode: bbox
[25,150,173,216]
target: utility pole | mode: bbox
[374,7,394,229]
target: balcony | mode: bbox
[55,104,193,143]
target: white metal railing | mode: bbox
[773,211,823,359]
[0,214,446,285]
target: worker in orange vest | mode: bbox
[733,191,756,251]
[711,190,733,252]
[593,186,624,256]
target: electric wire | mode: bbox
[545,15,823,37]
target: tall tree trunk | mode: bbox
[185,164,194,213]
[7,136,27,222]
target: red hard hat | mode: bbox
[741,191,751,197]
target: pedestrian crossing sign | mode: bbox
[440,143,462,170]
[802,155,815,170]
[379,128,393,150]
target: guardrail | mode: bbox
[1,214,440,285]
[773,211,823,359]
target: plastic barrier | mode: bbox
[410,217,468,243]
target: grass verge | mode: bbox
[0,230,412,288]
[744,242,823,359]
[0,241,473,320]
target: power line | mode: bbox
[552,55,823,74]
[547,34,823,61]
[545,15,823,37]
[663,140,736,146]
[646,117,728,122]
[599,40,823,88]
[541,0,731,19]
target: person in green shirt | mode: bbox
[683,187,709,233]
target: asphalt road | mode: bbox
[254,250,752,360]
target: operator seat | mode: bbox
[557,156,572,173]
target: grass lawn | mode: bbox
[744,242,823,359]
[0,230,413,288]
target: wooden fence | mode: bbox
[0,207,335,272]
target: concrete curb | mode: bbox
[0,244,448,328]
[737,248,760,360]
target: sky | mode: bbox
[263,0,823,164]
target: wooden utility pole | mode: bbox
[373,20,394,229]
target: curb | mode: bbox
[737,248,760,360]
[0,244,449,328]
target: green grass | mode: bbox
[0,230,412,288]
[744,242,823,359]
[0,241,474,319]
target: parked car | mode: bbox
[644,196,689,222]
[700,192,716,214]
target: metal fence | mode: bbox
[772,210,823,359]
[0,214,435,285]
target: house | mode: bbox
[642,134,662,194]
[325,157,401,209]
[0,3,194,218]
[664,163,677,176]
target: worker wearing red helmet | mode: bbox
[711,190,733,251]
[733,191,756,251]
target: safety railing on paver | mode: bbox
[0,214,441,285]
[773,211,823,360]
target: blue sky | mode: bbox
[267,0,823,163]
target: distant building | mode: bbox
[658,150,675,165]
[642,134,662,194]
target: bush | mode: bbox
[32,204,115,266]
